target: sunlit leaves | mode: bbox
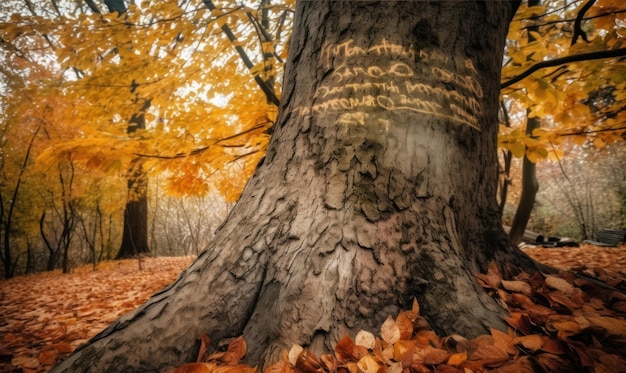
[1,0,291,203]
[502,0,626,158]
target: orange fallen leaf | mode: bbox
[446,350,467,366]
[513,334,544,352]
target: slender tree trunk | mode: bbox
[52,2,539,371]
[116,99,151,259]
[509,116,540,244]
[508,0,541,245]
[116,171,150,258]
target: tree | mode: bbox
[499,0,626,240]
[508,0,541,245]
[51,1,542,371]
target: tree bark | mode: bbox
[508,0,541,245]
[508,117,540,245]
[52,1,539,371]
[116,99,152,259]
[115,174,150,259]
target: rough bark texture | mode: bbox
[52,1,539,372]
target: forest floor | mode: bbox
[0,244,625,372]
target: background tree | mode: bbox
[500,0,626,240]
[0,0,292,275]
[51,1,542,371]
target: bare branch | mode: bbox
[572,0,596,45]
[501,47,626,89]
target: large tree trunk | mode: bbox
[52,1,539,371]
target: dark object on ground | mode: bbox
[535,235,579,248]
[584,229,626,247]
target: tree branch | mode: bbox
[558,125,626,137]
[501,47,626,89]
[572,0,596,45]
[202,0,280,107]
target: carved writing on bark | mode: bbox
[295,38,483,130]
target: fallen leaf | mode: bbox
[545,275,575,296]
[356,355,379,373]
[395,311,414,340]
[475,261,502,289]
[295,350,322,373]
[586,316,626,336]
[228,336,247,361]
[288,345,303,366]
[380,315,401,344]
[445,350,467,366]
[513,334,544,352]
[490,328,517,355]
[173,362,212,373]
[334,335,356,362]
[501,280,533,296]
[355,330,376,350]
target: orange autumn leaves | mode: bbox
[175,261,626,373]
[0,257,195,372]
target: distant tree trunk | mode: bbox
[508,0,541,244]
[116,100,151,259]
[116,169,150,259]
[509,115,541,244]
[52,2,540,371]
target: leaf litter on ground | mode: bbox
[0,256,195,372]
[2,244,626,372]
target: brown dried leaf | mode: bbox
[319,354,337,373]
[228,336,247,361]
[295,350,322,373]
[533,353,574,372]
[501,280,533,296]
[490,328,517,355]
[513,334,544,352]
[51,342,73,354]
[495,356,535,373]
[392,340,416,362]
[213,364,258,373]
[545,275,575,296]
[422,347,450,365]
[197,334,211,362]
[264,360,293,373]
[611,301,626,313]
[335,335,356,362]
[546,317,581,337]
[356,355,380,373]
[545,291,580,311]
[586,316,626,336]
[540,337,567,355]
[475,261,502,289]
[395,311,414,340]
[406,298,421,320]
[380,315,401,344]
[415,330,439,348]
[173,362,212,373]
[433,364,463,373]
[470,344,509,367]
